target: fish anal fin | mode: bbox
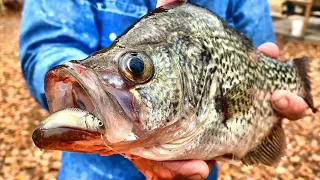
[241,123,286,166]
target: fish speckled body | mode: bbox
[32,2,318,166]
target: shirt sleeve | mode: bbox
[228,0,275,47]
[19,0,99,110]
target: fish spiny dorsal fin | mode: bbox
[241,123,286,166]
[293,56,318,113]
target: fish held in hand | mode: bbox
[32,2,318,166]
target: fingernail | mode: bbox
[185,174,203,180]
[274,98,289,110]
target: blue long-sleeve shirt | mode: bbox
[19,0,275,179]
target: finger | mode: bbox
[131,158,210,179]
[156,0,187,8]
[257,42,280,58]
[271,90,308,120]
[161,160,210,179]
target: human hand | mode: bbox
[131,157,215,180]
[258,42,308,120]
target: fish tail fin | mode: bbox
[293,56,318,113]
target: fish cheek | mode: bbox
[134,77,183,131]
[130,49,183,131]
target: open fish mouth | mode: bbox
[32,61,137,152]
[44,61,96,115]
[32,61,105,150]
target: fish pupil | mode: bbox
[129,58,144,75]
[98,121,104,127]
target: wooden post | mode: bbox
[301,1,313,36]
[0,0,5,16]
[286,0,314,37]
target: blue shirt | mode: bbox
[19,0,275,179]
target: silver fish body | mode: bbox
[32,2,318,166]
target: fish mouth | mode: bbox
[44,62,95,116]
[32,61,135,151]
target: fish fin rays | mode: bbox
[293,56,318,113]
[241,123,286,166]
[220,81,256,125]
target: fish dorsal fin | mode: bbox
[241,123,286,166]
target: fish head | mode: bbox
[32,3,192,155]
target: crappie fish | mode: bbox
[32,2,318,166]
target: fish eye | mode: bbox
[119,51,154,84]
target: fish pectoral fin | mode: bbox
[241,123,286,166]
[220,81,256,125]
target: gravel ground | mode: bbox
[0,11,319,180]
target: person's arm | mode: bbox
[19,0,99,109]
[228,0,275,47]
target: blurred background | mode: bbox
[0,0,319,179]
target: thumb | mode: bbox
[160,160,211,179]
[271,90,308,120]
[257,42,279,59]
